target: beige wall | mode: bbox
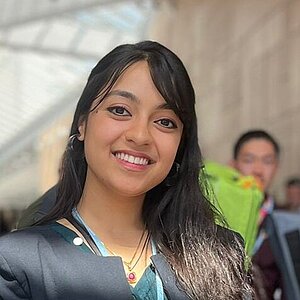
[149,0,300,200]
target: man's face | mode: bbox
[233,138,278,192]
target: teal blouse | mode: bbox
[51,222,167,300]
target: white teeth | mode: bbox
[115,152,149,165]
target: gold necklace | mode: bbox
[101,230,149,284]
[104,229,146,266]
[124,234,150,284]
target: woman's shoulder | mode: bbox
[1,223,54,238]
[0,224,60,254]
[0,222,91,262]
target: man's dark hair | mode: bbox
[233,129,280,159]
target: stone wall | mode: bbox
[149,0,300,200]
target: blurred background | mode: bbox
[0,0,299,229]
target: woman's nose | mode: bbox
[124,119,153,146]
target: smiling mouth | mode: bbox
[113,152,151,166]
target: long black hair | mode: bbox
[41,41,252,299]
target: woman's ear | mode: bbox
[78,121,86,141]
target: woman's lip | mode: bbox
[116,158,150,171]
[112,150,155,163]
[112,153,151,171]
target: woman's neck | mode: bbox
[76,181,145,242]
[69,173,152,285]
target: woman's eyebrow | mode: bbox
[157,103,172,110]
[107,89,173,110]
[107,90,139,103]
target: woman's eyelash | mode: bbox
[155,119,177,129]
[106,107,177,128]
[107,106,131,116]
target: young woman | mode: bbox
[0,41,252,300]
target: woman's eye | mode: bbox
[156,118,177,129]
[107,106,131,116]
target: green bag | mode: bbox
[204,161,263,256]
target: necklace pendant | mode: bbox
[127,272,137,284]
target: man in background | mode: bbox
[283,177,300,212]
[231,129,283,300]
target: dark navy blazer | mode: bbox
[0,225,189,300]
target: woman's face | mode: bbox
[79,61,183,199]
